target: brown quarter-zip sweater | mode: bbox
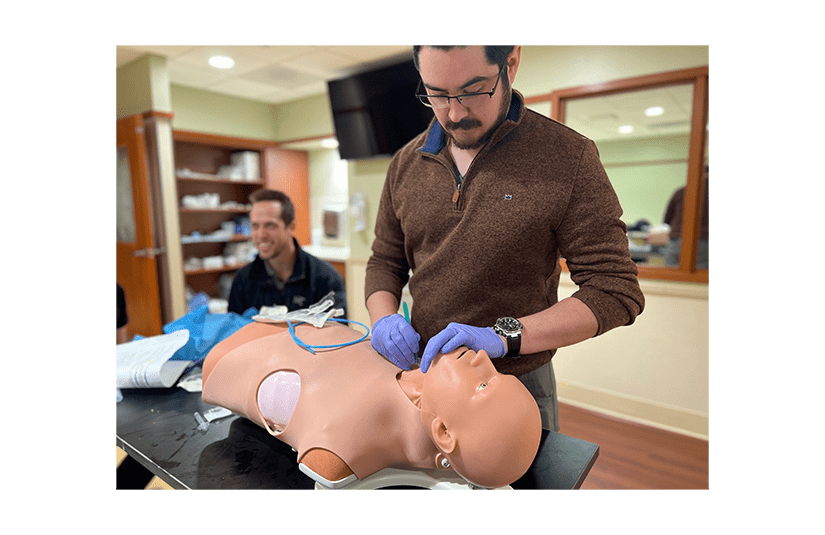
[366,91,644,377]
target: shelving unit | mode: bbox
[172,130,310,301]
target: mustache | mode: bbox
[445,118,482,130]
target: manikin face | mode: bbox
[420,347,542,488]
[417,46,519,151]
[250,201,295,262]
[420,347,502,422]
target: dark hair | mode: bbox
[249,189,295,226]
[412,46,515,71]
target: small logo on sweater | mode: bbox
[293,296,307,307]
[504,194,513,200]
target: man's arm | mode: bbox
[367,290,400,327]
[515,296,598,355]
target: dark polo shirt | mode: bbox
[228,238,347,318]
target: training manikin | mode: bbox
[202,321,542,488]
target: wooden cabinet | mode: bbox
[173,130,309,300]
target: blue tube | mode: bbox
[287,318,371,354]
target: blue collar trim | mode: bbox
[420,120,447,154]
[418,92,523,155]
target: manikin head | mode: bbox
[418,347,541,488]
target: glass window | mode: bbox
[565,84,695,268]
[117,145,136,243]
[549,66,708,283]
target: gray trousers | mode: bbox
[518,362,559,432]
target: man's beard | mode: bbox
[444,76,511,151]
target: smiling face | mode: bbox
[250,200,295,262]
[417,46,519,151]
[419,347,542,488]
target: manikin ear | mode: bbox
[430,416,456,454]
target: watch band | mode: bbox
[503,331,521,358]
[494,317,522,358]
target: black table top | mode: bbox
[116,386,598,490]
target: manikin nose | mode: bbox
[470,350,488,367]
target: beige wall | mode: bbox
[116,54,172,118]
[517,45,708,97]
[169,84,280,140]
[271,94,335,141]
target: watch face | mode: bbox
[497,317,521,333]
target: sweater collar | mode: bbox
[418,90,524,155]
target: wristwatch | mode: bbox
[493,317,522,358]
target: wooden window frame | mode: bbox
[528,66,709,283]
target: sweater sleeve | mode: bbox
[557,139,645,335]
[364,155,412,304]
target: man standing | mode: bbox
[229,189,347,317]
[366,46,644,431]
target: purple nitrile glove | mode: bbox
[371,313,420,370]
[419,322,506,373]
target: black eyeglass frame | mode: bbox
[415,66,505,109]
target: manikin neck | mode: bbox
[396,367,425,409]
[394,367,446,469]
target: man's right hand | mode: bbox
[370,314,420,370]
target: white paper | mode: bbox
[116,330,191,388]
[203,406,233,422]
[177,369,203,392]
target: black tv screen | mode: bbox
[328,59,435,160]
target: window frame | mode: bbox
[528,66,709,283]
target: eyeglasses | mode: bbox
[415,67,504,109]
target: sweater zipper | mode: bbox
[452,169,465,206]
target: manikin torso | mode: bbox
[202,322,439,480]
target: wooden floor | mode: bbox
[558,402,709,489]
[117,403,708,490]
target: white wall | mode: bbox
[306,148,349,246]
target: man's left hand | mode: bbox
[420,322,506,373]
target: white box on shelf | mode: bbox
[231,151,260,181]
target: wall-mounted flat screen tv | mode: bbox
[327,59,434,160]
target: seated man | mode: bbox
[202,321,541,489]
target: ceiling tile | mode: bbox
[116,45,196,61]
[280,48,363,77]
[239,64,322,89]
[329,45,412,64]
[229,45,318,63]
[171,46,269,75]
[257,81,329,104]
[167,60,230,87]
